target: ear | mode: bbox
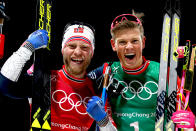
[110,39,116,51]
[90,51,94,58]
[142,36,146,49]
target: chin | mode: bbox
[124,65,136,69]
[123,61,138,69]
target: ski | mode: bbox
[155,0,172,130]
[31,0,52,130]
[165,0,180,130]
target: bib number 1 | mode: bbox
[130,121,139,131]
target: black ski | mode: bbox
[31,0,52,130]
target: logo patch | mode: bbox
[74,27,84,33]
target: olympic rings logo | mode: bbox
[111,78,158,101]
[52,90,90,115]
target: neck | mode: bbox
[71,72,86,79]
[64,66,86,79]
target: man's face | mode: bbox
[111,28,145,69]
[62,40,93,78]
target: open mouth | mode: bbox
[71,58,84,64]
[124,54,135,60]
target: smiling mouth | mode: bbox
[124,54,135,60]
[71,58,84,64]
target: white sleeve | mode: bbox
[1,46,33,82]
[99,120,117,131]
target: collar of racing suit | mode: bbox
[59,65,86,83]
[121,56,150,75]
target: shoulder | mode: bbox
[148,61,160,69]
[88,62,108,80]
[110,61,120,67]
[146,60,160,78]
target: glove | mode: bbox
[86,96,107,122]
[26,29,49,49]
[171,110,195,129]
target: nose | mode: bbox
[73,46,82,56]
[125,42,134,49]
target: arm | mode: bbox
[0,29,48,98]
[1,29,48,82]
[0,72,33,99]
[99,100,117,131]
[0,73,14,95]
[88,63,110,94]
[88,64,104,82]
[87,96,117,131]
[1,42,34,82]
